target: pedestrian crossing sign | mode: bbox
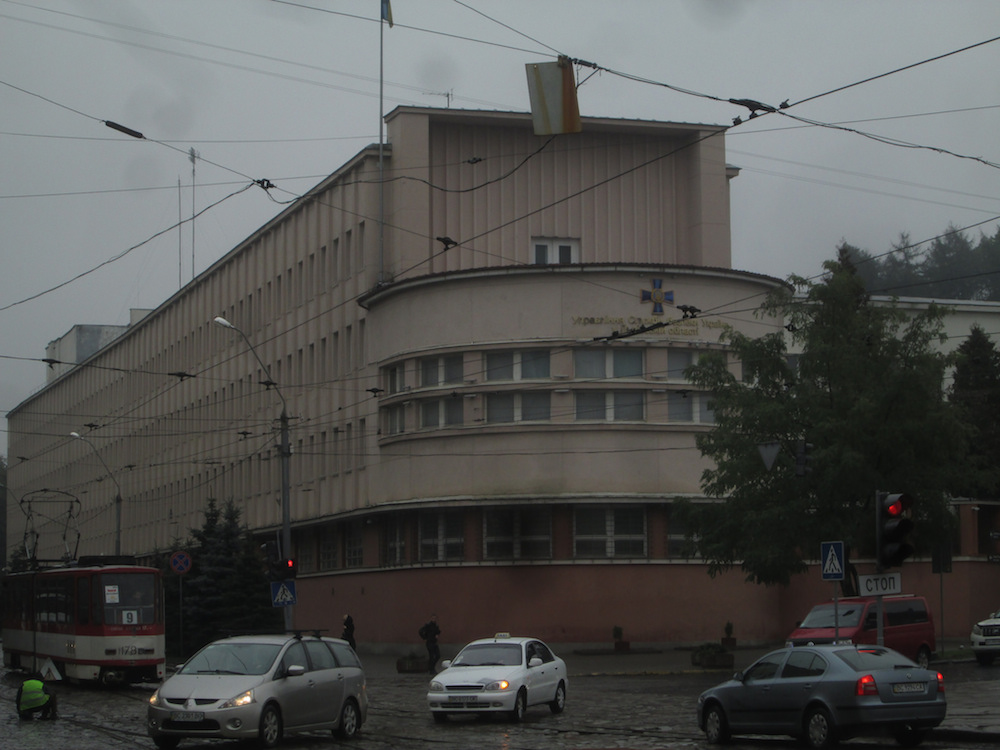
[821,541,845,581]
[270,580,297,607]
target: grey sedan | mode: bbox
[148,633,367,749]
[697,644,945,748]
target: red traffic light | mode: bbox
[884,494,912,517]
[284,558,297,578]
[878,493,915,570]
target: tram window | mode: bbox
[77,577,90,625]
[99,573,156,625]
[37,578,73,624]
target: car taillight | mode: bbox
[937,672,945,693]
[856,674,878,696]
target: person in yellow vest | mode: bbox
[16,672,58,720]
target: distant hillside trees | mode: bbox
[842,225,1000,300]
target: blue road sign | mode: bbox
[169,550,192,575]
[270,580,297,607]
[821,541,845,581]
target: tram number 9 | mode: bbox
[122,610,139,625]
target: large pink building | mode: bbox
[7,108,999,651]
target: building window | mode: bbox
[385,404,405,435]
[484,508,552,559]
[421,354,464,387]
[344,522,363,568]
[574,507,646,558]
[419,511,464,561]
[666,506,695,558]
[667,347,694,380]
[574,348,643,379]
[486,392,551,423]
[384,363,404,394]
[297,530,316,574]
[667,391,713,423]
[485,350,550,381]
[699,395,716,424]
[421,397,464,428]
[532,237,579,264]
[575,391,645,421]
[383,516,406,567]
[319,527,338,570]
[614,391,644,420]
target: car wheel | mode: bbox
[549,681,566,714]
[894,724,927,747]
[258,703,283,749]
[704,703,731,745]
[336,698,361,739]
[915,646,931,669]
[508,688,527,723]
[804,705,836,749]
[152,736,180,750]
[975,652,995,666]
[432,712,448,723]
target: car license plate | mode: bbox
[448,695,474,702]
[892,682,925,694]
[985,638,1000,645]
[172,711,205,722]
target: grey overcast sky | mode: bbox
[3,0,1000,453]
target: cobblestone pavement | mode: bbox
[2,647,999,749]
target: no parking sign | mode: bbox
[169,550,192,575]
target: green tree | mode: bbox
[680,251,967,590]
[159,499,281,657]
[948,324,1000,497]
[845,226,1000,301]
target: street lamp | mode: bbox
[213,316,293,629]
[70,431,123,556]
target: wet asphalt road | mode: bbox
[2,660,998,750]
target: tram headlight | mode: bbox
[220,689,255,709]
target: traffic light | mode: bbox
[283,558,297,579]
[878,492,914,570]
[261,541,280,580]
[795,440,813,477]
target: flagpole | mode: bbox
[378,1,385,283]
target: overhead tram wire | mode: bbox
[13,132,996,450]
[9,17,998,460]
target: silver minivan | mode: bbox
[148,633,367,749]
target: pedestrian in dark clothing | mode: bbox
[342,614,357,650]
[16,673,58,720]
[419,614,441,674]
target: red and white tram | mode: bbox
[1,557,166,684]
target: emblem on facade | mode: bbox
[640,279,674,315]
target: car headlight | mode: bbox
[429,681,444,692]
[485,680,511,691]
[149,688,164,707]
[220,689,255,709]
[972,624,983,636]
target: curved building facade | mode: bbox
[7,108,821,647]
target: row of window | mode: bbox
[382,346,714,434]
[385,389,715,435]
[391,347,699,392]
[293,506,691,574]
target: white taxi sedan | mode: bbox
[427,634,567,723]
[970,606,1000,666]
